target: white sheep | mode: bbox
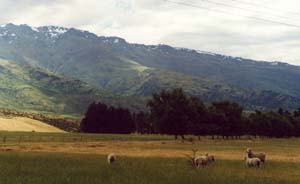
[206,153,215,163]
[194,155,209,168]
[246,148,266,163]
[244,152,261,168]
[107,153,116,164]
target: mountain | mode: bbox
[0,23,299,112]
[0,58,146,116]
[119,45,300,97]
[0,58,105,115]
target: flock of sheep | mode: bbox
[107,148,266,169]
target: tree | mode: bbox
[80,102,108,133]
[80,102,135,134]
[187,96,208,139]
[266,111,294,138]
[250,110,296,138]
[294,108,300,118]
[210,101,244,138]
[147,88,191,139]
[133,111,152,134]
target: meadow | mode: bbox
[0,132,299,184]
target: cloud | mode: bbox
[0,0,299,65]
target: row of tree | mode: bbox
[80,102,135,134]
[80,88,300,138]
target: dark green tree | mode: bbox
[133,111,152,134]
[147,88,191,139]
[187,96,208,139]
[80,102,135,134]
[211,101,244,138]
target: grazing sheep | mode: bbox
[206,153,215,163]
[186,150,215,169]
[186,149,199,168]
[244,152,261,168]
[194,155,209,168]
[246,148,266,163]
[107,153,116,164]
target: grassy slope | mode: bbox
[0,57,150,115]
[0,59,108,115]
[0,117,65,133]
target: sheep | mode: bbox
[186,150,214,169]
[107,153,116,164]
[194,154,209,168]
[206,153,215,163]
[244,152,261,168]
[186,149,199,168]
[246,148,266,163]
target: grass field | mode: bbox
[0,132,299,183]
[0,117,65,133]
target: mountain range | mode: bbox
[0,23,299,115]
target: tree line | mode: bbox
[80,102,135,134]
[80,88,300,139]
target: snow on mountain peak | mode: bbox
[46,26,68,38]
[196,50,217,56]
[270,62,279,66]
[30,26,40,32]
[35,26,69,38]
[114,38,119,43]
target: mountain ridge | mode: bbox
[0,23,299,113]
[1,23,296,66]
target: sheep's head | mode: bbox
[107,153,116,164]
[246,148,252,153]
[244,152,251,160]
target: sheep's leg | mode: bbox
[195,162,199,169]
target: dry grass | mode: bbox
[0,135,300,183]
[1,139,300,163]
[0,117,65,133]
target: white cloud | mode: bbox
[0,0,299,65]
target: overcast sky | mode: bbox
[0,0,299,65]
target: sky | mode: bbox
[0,0,299,65]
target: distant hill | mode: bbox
[0,58,146,115]
[0,58,105,114]
[0,23,299,113]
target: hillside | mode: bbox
[0,58,148,115]
[0,23,299,111]
[116,44,300,97]
[0,116,65,132]
[0,58,107,115]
